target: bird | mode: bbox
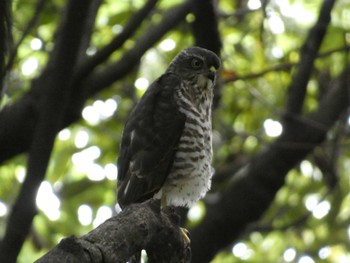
[117,47,220,211]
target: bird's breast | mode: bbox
[156,93,213,207]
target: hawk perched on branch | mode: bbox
[117,47,220,209]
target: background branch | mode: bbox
[285,0,335,115]
[75,0,158,78]
[1,0,47,91]
[76,0,104,64]
[0,1,94,261]
[0,0,13,99]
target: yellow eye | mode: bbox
[191,58,203,69]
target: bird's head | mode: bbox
[166,47,221,91]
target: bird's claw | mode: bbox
[180,227,191,247]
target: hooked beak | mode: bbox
[206,66,217,82]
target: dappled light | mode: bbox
[72,146,101,172]
[58,128,71,141]
[263,118,283,137]
[134,77,150,91]
[74,129,90,148]
[104,163,118,181]
[187,201,205,222]
[231,242,254,260]
[78,204,93,226]
[82,99,118,125]
[30,38,42,51]
[267,13,285,35]
[158,38,176,51]
[247,0,261,10]
[21,58,38,76]
[0,201,7,217]
[298,255,315,263]
[36,181,61,221]
[93,206,112,228]
[304,195,331,219]
[283,247,297,262]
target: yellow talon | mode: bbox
[180,227,191,247]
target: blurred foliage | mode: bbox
[1,0,350,262]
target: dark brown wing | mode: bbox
[117,73,186,208]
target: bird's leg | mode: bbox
[161,194,191,247]
[160,193,191,248]
[160,194,167,208]
[180,227,191,247]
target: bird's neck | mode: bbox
[178,81,213,120]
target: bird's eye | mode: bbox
[191,58,203,69]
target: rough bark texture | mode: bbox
[35,200,190,263]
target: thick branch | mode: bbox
[190,0,221,55]
[76,0,103,64]
[36,201,190,263]
[0,1,94,262]
[285,0,335,115]
[191,65,350,262]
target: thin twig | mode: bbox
[1,0,48,84]
[75,0,158,82]
[224,45,350,84]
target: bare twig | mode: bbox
[75,0,158,81]
[224,45,350,84]
[1,0,48,87]
[83,1,192,96]
[224,62,294,83]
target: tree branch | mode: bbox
[190,0,221,54]
[36,201,190,263]
[224,45,350,84]
[285,0,335,115]
[76,0,104,64]
[75,0,158,78]
[0,0,13,99]
[83,1,191,96]
[0,1,94,261]
[1,0,48,94]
